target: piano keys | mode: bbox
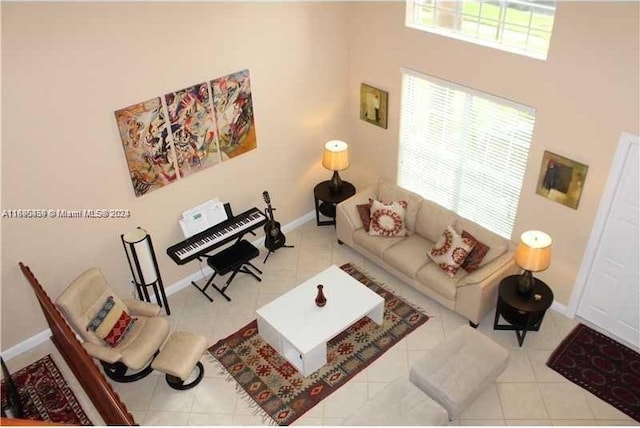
[167,207,267,265]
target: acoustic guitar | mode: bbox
[263,191,287,252]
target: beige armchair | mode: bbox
[56,267,170,383]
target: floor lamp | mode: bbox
[121,227,170,315]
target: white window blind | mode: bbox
[398,68,536,239]
[406,0,556,60]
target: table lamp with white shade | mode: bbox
[322,140,349,193]
[514,230,552,296]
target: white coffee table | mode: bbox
[256,265,385,376]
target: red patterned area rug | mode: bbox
[208,263,429,425]
[547,324,640,422]
[1,354,92,425]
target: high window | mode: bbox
[398,69,536,239]
[406,0,556,60]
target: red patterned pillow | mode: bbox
[103,311,136,347]
[368,199,408,237]
[461,230,490,273]
[428,226,475,277]
[356,203,372,232]
[87,295,136,347]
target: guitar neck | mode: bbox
[266,204,276,224]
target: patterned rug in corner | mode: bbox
[208,262,429,425]
[547,324,640,422]
[1,354,92,425]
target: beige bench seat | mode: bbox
[409,325,509,420]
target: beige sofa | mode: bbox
[336,179,519,326]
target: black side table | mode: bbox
[494,275,553,347]
[314,181,356,226]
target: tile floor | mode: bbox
[6,221,639,426]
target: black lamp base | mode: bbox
[517,270,534,296]
[329,170,343,193]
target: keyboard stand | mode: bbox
[190,240,262,302]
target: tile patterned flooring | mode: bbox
[6,222,639,426]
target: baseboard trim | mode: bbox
[2,328,53,361]
[4,210,316,360]
[551,300,571,317]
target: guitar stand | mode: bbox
[263,244,294,264]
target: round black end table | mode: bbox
[493,275,553,347]
[314,180,356,226]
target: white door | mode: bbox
[575,133,639,348]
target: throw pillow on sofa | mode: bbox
[460,230,490,273]
[428,226,475,277]
[368,199,408,237]
[357,202,373,232]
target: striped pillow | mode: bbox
[87,296,135,347]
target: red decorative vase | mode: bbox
[315,284,327,307]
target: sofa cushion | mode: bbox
[460,231,490,273]
[428,226,475,277]
[353,228,405,258]
[414,200,459,243]
[117,316,171,370]
[456,218,507,266]
[384,234,433,279]
[416,263,465,302]
[369,199,408,237]
[378,179,423,232]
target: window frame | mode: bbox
[405,0,556,60]
[398,68,536,239]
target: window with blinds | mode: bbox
[406,0,556,60]
[398,69,536,239]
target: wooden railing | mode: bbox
[18,263,135,426]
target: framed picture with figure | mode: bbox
[536,150,588,210]
[360,84,388,129]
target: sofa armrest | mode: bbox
[83,342,122,364]
[123,299,162,317]
[456,252,515,287]
[336,184,378,247]
[455,252,519,325]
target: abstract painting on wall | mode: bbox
[211,69,257,159]
[115,98,178,197]
[165,82,221,177]
[115,70,258,197]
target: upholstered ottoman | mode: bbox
[342,378,448,426]
[152,331,208,390]
[410,325,509,420]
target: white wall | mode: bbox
[346,1,639,306]
[1,2,351,349]
[3,1,639,350]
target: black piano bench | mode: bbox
[191,240,262,302]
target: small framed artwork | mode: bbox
[536,150,588,210]
[360,83,388,129]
